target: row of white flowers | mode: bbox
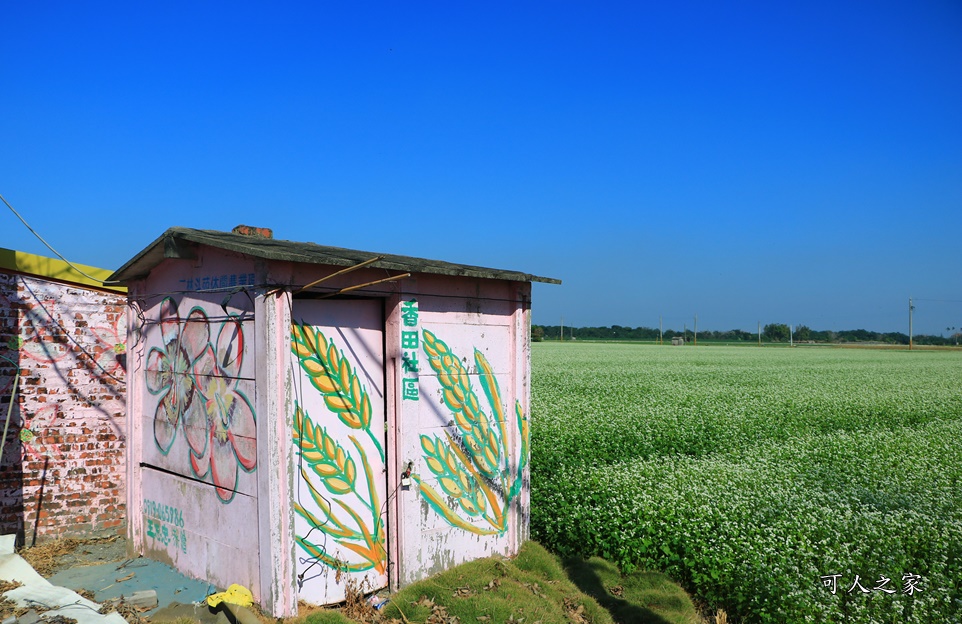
[530,344,962,623]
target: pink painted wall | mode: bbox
[390,275,531,585]
[0,271,127,543]
[277,263,532,604]
[128,249,533,616]
[125,249,262,594]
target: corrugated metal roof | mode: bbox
[108,227,561,285]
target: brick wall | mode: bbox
[0,271,126,544]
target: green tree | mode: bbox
[531,326,545,342]
[763,323,790,342]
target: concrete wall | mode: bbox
[125,250,263,597]
[127,250,533,616]
[0,271,127,544]
[392,274,531,585]
[278,261,532,608]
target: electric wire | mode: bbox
[18,276,125,384]
[0,192,116,285]
[287,293,333,586]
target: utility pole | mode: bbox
[790,324,794,347]
[560,316,564,343]
[758,321,761,346]
[659,315,663,345]
[694,314,698,346]
[909,298,914,350]
[683,322,687,344]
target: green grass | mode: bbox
[303,612,355,624]
[563,556,702,624]
[530,343,962,623]
[378,541,702,624]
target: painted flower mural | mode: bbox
[17,294,72,364]
[145,297,256,502]
[90,315,127,377]
[18,404,64,462]
[189,316,257,502]
[146,298,209,454]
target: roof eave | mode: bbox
[109,227,562,286]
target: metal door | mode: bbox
[290,299,387,604]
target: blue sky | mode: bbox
[2,1,960,335]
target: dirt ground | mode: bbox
[15,535,216,622]
[44,536,130,575]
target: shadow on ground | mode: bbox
[564,557,697,624]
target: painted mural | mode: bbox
[145,296,256,502]
[290,321,387,575]
[413,329,530,536]
[0,271,127,540]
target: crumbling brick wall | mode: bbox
[0,270,126,544]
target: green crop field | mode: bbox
[529,343,962,623]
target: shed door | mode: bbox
[290,299,387,604]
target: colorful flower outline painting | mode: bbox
[145,296,256,503]
[90,315,127,377]
[18,404,64,462]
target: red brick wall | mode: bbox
[0,271,126,544]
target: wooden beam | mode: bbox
[316,273,411,299]
[291,256,384,295]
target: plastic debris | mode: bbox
[16,611,39,624]
[128,590,158,610]
[205,584,253,608]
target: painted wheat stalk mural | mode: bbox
[415,329,529,536]
[291,322,386,574]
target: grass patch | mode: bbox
[379,542,702,624]
[304,612,356,624]
[563,556,702,624]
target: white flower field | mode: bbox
[530,343,962,623]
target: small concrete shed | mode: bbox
[109,227,559,616]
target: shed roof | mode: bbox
[108,227,561,285]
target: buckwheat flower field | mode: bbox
[529,343,962,623]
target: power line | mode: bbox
[0,192,114,285]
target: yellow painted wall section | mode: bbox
[0,247,125,293]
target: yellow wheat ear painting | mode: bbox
[291,322,386,574]
[414,329,530,536]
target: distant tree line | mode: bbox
[532,324,960,346]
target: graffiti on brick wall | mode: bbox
[413,330,529,536]
[144,498,188,553]
[18,404,62,461]
[6,287,124,369]
[290,322,387,574]
[146,297,256,503]
[0,273,127,539]
[90,315,127,377]
[0,275,127,465]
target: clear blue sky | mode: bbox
[3,1,960,335]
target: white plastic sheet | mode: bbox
[0,535,127,624]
